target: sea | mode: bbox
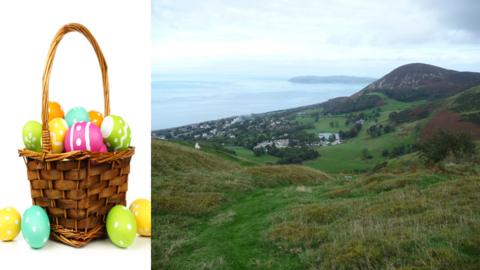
[152,75,370,130]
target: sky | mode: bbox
[152,0,480,78]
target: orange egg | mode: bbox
[48,101,64,120]
[89,110,104,127]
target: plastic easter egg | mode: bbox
[106,205,137,248]
[64,122,107,152]
[22,206,50,249]
[23,120,42,152]
[129,199,151,237]
[65,107,90,127]
[101,115,131,151]
[48,101,64,120]
[0,207,21,241]
[89,110,104,127]
[48,118,68,153]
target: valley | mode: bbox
[152,63,480,269]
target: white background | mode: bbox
[0,1,151,269]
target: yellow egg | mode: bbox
[0,207,21,241]
[48,118,69,153]
[129,199,151,237]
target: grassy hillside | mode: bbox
[152,139,480,269]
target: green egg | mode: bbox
[21,206,50,249]
[22,120,42,152]
[101,115,131,151]
[106,205,137,248]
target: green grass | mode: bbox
[297,115,349,133]
[152,140,328,269]
[267,172,480,269]
[226,146,279,165]
[370,92,426,114]
[306,123,418,173]
[152,139,480,269]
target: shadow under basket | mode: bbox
[18,23,135,248]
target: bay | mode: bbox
[151,75,369,130]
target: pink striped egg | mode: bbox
[64,122,107,152]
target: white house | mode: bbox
[253,139,290,150]
[318,133,341,146]
[194,142,201,150]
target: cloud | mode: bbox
[151,0,480,76]
[418,0,480,39]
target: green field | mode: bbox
[152,139,480,269]
[306,120,420,173]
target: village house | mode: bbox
[318,132,341,146]
[253,139,290,150]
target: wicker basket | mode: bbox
[18,23,135,248]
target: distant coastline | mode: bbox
[289,75,376,84]
[152,76,369,130]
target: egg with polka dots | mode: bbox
[64,122,107,152]
[0,207,21,241]
[129,198,151,237]
[106,205,137,248]
[21,206,50,249]
[48,118,68,153]
[22,120,42,152]
[101,115,131,151]
[89,110,104,127]
[65,107,90,127]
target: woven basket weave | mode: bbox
[18,23,135,248]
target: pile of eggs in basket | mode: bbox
[22,101,131,153]
[0,199,151,249]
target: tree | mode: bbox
[253,147,264,157]
[362,148,373,159]
[367,124,383,138]
[275,147,320,164]
[391,145,406,157]
[383,125,394,134]
[418,130,476,163]
[339,123,362,140]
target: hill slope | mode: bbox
[360,63,480,101]
[417,85,480,141]
[152,140,480,269]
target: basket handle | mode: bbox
[41,23,110,153]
